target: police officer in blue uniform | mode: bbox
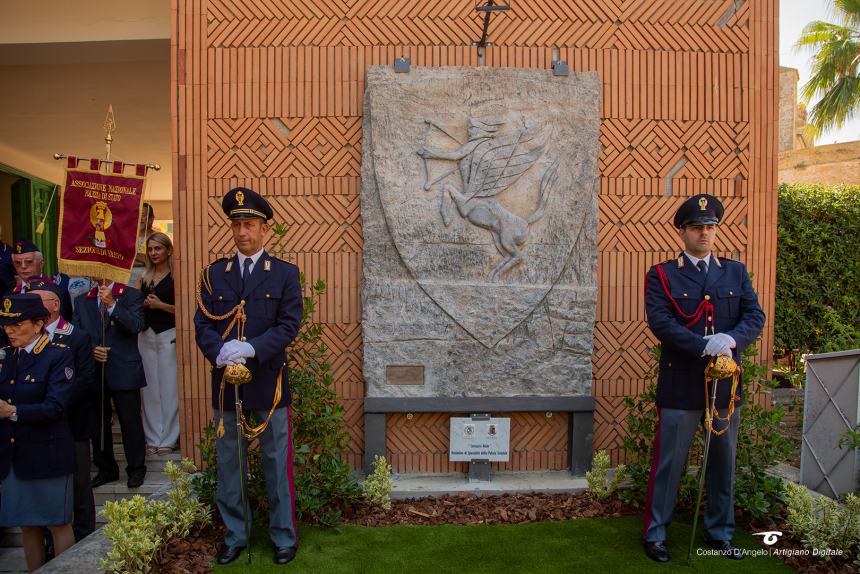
[194,187,303,566]
[11,239,74,321]
[0,228,14,296]
[28,278,98,541]
[642,194,765,563]
[0,293,77,571]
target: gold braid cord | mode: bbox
[197,265,282,441]
[703,355,740,437]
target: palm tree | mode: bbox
[795,0,860,141]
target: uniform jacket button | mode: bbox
[10,438,14,444]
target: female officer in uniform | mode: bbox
[0,293,76,572]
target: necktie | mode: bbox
[242,258,253,287]
[697,260,708,274]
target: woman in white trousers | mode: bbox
[137,232,179,454]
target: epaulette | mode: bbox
[206,257,228,272]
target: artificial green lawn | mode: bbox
[214,515,793,573]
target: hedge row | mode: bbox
[775,184,860,356]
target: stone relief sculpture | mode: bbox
[361,66,600,398]
[418,116,560,281]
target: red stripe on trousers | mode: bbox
[642,406,662,541]
[284,406,297,542]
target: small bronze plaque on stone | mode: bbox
[386,365,425,385]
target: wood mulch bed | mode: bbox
[152,492,856,573]
[341,491,636,526]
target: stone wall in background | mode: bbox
[361,67,600,398]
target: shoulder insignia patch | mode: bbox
[264,259,271,272]
[65,367,74,381]
[225,259,233,272]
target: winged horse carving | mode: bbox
[418,117,559,282]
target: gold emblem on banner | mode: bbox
[698,197,708,211]
[89,201,113,248]
[236,191,245,206]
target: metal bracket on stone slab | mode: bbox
[394,57,411,73]
[468,413,492,482]
[552,60,569,77]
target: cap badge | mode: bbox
[236,191,245,206]
[698,197,708,211]
[2,298,10,313]
[15,244,22,253]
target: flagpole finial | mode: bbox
[103,105,116,161]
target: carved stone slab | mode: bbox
[362,66,600,398]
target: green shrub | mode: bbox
[586,450,626,501]
[776,184,860,357]
[621,344,791,521]
[101,459,211,574]
[193,253,361,526]
[733,346,793,520]
[785,482,860,564]
[363,455,394,510]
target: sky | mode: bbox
[781,0,859,145]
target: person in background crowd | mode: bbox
[11,240,73,319]
[129,203,155,288]
[0,294,76,572]
[73,278,147,489]
[53,274,94,312]
[0,225,14,296]
[28,279,97,541]
[137,232,178,454]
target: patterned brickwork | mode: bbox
[173,0,778,470]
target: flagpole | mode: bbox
[98,106,115,454]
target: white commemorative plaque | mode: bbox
[449,417,511,462]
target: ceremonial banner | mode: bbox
[57,157,147,283]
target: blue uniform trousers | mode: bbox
[215,407,297,548]
[643,406,740,543]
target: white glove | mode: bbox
[702,333,736,357]
[215,345,243,367]
[220,339,256,362]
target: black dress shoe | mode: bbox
[217,544,246,565]
[127,474,145,488]
[704,537,745,560]
[643,541,670,563]
[91,473,119,488]
[273,546,297,565]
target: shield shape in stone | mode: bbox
[366,67,599,349]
